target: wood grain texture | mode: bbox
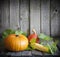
[19,0,29,34]
[30,0,40,34]
[21,51,32,56]
[32,50,43,55]
[0,0,10,33]
[6,52,21,56]
[51,0,60,37]
[0,0,2,32]
[41,0,50,35]
[10,0,19,30]
[0,0,60,37]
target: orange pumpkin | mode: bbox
[4,34,28,51]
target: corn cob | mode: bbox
[31,43,49,52]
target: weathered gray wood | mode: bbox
[51,0,60,37]
[0,0,60,37]
[6,52,21,56]
[30,0,40,34]
[0,49,21,56]
[32,50,43,55]
[21,51,32,56]
[19,0,29,34]
[0,0,2,33]
[0,0,10,33]
[0,0,2,29]
[41,0,50,35]
[10,0,19,30]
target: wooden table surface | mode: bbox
[0,47,60,57]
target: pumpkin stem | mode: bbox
[16,35,18,37]
[32,29,36,34]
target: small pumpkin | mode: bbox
[4,34,28,51]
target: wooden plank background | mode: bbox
[0,0,60,37]
[19,0,29,34]
[0,0,10,32]
[41,0,50,35]
[10,0,19,30]
[51,0,60,37]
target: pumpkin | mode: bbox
[4,34,28,51]
[28,29,39,43]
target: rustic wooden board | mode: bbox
[0,49,31,56]
[21,51,32,56]
[10,0,19,30]
[0,0,60,37]
[51,0,60,37]
[32,50,43,55]
[41,0,50,35]
[0,49,60,56]
[0,0,2,32]
[0,49,22,56]
[19,0,29,34]
[0,0,10,33]
[4,52,21,56]
[30,0,40,34]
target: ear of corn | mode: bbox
[30,43,49,52]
